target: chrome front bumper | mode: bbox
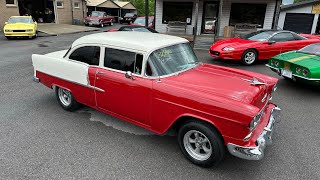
[227,106,281,160]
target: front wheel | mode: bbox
[55,87,79,111]
[241,49,258,65]
[178,121,225,167]
[5,36,12,40]
[100,23,104,28]
[109,22,113,26]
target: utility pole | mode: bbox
[145,0,149,27]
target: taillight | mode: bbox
[275,61,280,67]
[270,60,275,66]
[296,67,301,74]
[303,69,309,77]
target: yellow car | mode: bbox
[3,16,38,40]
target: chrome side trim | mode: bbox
[36,71,105,92]
[228,106,281,160]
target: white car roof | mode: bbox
[72,32,189,52]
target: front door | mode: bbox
[94,48,152,126]
[202,2,219,34]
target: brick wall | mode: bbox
[56,0,85,24]
[0,1,20,29]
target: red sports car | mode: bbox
[209,30,320,65]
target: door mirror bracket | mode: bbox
[125,71,135,80]
[268,40,276,45]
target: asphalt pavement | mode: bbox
[0,26,319,180]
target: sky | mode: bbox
[282,0,294,5]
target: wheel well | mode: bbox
[169,116,224,143]
[244,48,259,57]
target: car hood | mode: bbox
[45,49,69,58]
[4,23,35,29]
[163,64,269,109]
[211,38,257,50]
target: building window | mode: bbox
[57,1,64,8]
[74,2,80,9]
[6,0,17,6]
[162,2,193,25]
[229,3,267,28]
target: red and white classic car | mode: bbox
[32,32,280,167]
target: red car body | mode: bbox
[32,32,280,166]
[84,11,115,27]
[209,30,320,62]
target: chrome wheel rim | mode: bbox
[58,88,72,106]
[244,52,256,64]
[110,22,113,26]
[183,130,212,161]
[101,23,104,27]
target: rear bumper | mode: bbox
[227,106,281,160]
[266,64,320,81]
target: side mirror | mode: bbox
[268,40,276,45]
[125,71,135,80]
[5,22,8,25]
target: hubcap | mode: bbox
[183,130,212,161]
[244,52,256,64]
[58,88,72,106]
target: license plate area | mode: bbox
[282,69,292,78]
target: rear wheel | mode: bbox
[178,121,225,167]
[55,87,79,111]
[241,49,258,65]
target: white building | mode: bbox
[278,0,320,34]
[154,0,281,37]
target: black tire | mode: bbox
[241,49,258,65]
[5,36,12,40]
[55,87,79,111]
[32,31,38,39]
[100,23,104,28]
[178,121,225,167]
[109,22,113,26]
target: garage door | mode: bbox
[283,13,314,34]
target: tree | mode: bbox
[123,0,155,16]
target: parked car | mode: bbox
[267,43,320,86]
[3,16,38,40]
[107,26,158,33]
[120,13,137,24]
[32,32,280,167]
[132,16,155,29]
[209,30,320,65]
[84,11,114,27]
[204,20,216,33]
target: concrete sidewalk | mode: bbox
[37,23,99,36]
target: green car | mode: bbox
[267,43,320,86]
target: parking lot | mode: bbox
[0,28,320,180]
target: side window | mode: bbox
[69,46,100,65]
[271,33,295,42]
[104,48,143,75]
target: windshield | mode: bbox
[298,43,320,55]
[91,11,103,17]
[242,31,275,41]
[125,13,135,17]
[8,17,32,24]
[134,18,153,26]
[148,43,199,76]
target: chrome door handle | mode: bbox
[96,71,105,75]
